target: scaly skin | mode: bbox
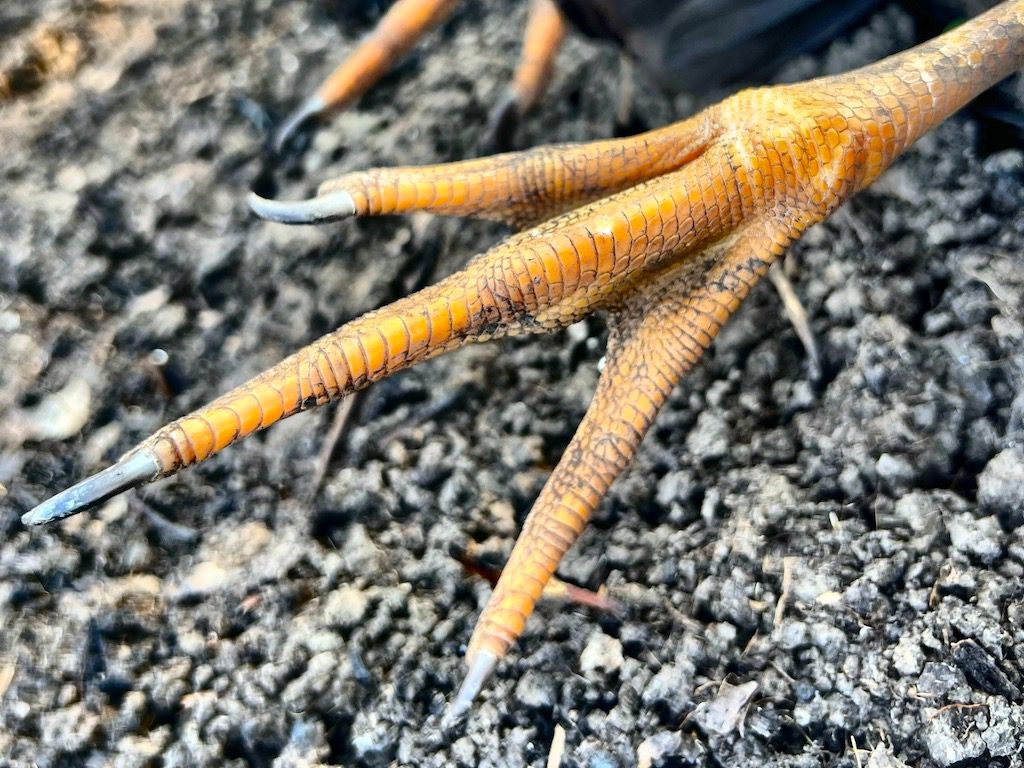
[23,1,1024,718]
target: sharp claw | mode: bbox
[444,650,497,725]
[247,190,357,225]
[481,88,522,153]
[273,95,326,152]
[21,450,160,526]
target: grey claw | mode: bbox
[247,190,357,225]
[273,95,326,152]
[443,650,498,725]
[21,450,160,526]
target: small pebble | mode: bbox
[579,631,624,678]
[175,561,228,598]
[637,731,682,768]
[322,586,370,630]
[642,661,694,722]
[875,453,916,491]
[946,513,1002,565]
[891,635,924,676]
[686,411,729,463]
[922,707,986,766]
[977,448,1024,519]
[514,670,556,710]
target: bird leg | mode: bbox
[484,0,568,150]
[275,0,463,150]
[274,0,568,152]
[23,0,1024,718]
[449,217,802,718]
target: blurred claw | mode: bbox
[481,88,522,153]
[247,190,357,225]
[21,450,160,526]
[273,94,326,153]
[444,650,497,724]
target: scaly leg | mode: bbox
[448,218,802,718]
[275,0,463,150]
[443,0,1024,714]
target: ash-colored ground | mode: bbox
[1,1,1023,766]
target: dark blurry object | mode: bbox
[556,0,884,92]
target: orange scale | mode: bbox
[448,296,471,332]
[372,183,396,211]
[881,93,901,110]
[554,243,581,289]
[400,181,422,209]
[385,317,415,362]
[404,312,430,355]
[208,408,244,452]
[183,416,216,461]
[254,383,286,426]
[829,115,849,133]
[451,178,469,206]
[432,178,453,206]
[235,395,264,435]
[350,189,371,214]
[424,302,451,347]
[529,261,551,299]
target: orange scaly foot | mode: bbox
[24,1,1024,717]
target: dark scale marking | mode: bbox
[177,423,200,466]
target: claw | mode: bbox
[247,189,357,225]
[445,650,497,724]
[481,88,522,152]
[21,450,160,526]
[273,94,326,153]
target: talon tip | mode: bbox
[273,95,326,152]
[247,190,357,225]
[444,650,498,725]
[21,450,160,526]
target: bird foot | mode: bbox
[23,2,1024,719]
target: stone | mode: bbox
[579,631,625,678]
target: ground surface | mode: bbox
[2,1,1024,766]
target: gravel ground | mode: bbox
[2,1,1024,766]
